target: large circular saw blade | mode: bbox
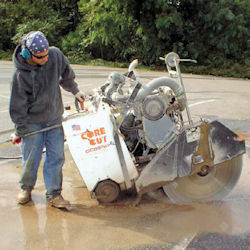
[163,155,243,203]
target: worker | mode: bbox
[9,31,85,208]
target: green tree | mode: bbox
[77,0,138,61]
[0,0,79,50]
[0,0,249,77]
[178,0,250,66]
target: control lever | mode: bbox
[126,82,142,105]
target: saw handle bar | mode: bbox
[2,123,63,145]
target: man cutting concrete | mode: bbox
[9,31,85,208]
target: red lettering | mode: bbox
[89,139,96,145]
[94,129,100,136]
[85,144,110,154]
[96,138,102,144]
[87,131,94,138]
[100,127,106,135]
[81,133,87,140]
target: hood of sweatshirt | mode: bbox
[13,45,43,100]
[13,45,38,71]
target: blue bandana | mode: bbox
[25,31,49,54]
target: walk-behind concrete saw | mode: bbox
[63,52,245,205]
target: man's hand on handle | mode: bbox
[74,91,85,110]
[10,133,22,144]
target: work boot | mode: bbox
[17,189,31,204]
[47,195,70,208]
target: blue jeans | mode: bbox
[20,117,65,200]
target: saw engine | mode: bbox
[63,53,245,204]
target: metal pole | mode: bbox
[174,59,193,126]
[0,123,62,147]
[22,123,62,138]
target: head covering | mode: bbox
[24,31,49,54]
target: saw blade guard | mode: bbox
[135,120,245,201]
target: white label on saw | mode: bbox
[186,127,200,143]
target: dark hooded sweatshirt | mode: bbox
[9,45,80,136]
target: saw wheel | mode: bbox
[94,180,120,203]
[163,155,243,203]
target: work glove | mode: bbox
[10,133,22,144]
[74,91,85,110]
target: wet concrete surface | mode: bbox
[0,61,250,249]
[0,150,250,249]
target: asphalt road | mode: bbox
[0,60,250,249]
